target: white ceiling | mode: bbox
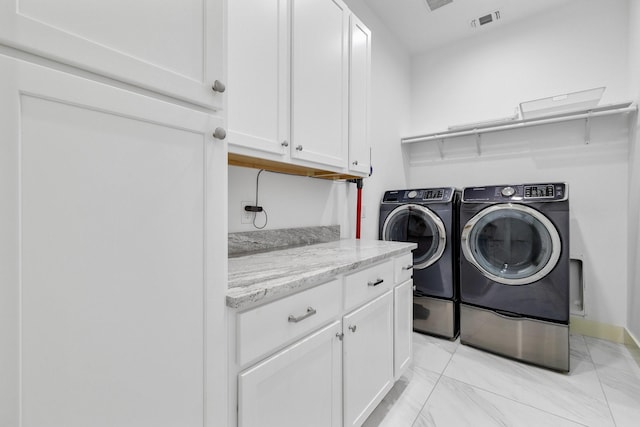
[351,0,578,54]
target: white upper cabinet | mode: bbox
[227,0,289,157]
[348,14,372,175]
[227,0,370,176]
[291,0,349,169]
[0,0,224,109]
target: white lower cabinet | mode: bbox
[231,255,412,427]
[394,279,413,379]
[343,291,394,427]
[238,321,343,427]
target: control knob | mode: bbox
[501,186,515,197]
[407,190,418,199]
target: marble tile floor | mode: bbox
[363,333,640,427]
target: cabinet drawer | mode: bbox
[344,260,393,311]
[394,252,414,285]
[237,279,341,367]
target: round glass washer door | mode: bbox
[461,203,561,285]
[382,204,446,269]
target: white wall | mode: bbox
[229,0,412,240]
[628,0,640,341]
[407,0,632,327]
[410,0,630,135]
[228,166,352,235]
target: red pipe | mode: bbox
[355,179,363,239]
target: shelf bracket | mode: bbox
[584,113,592,144]
[475,132,482,156]
[437,139,445,159]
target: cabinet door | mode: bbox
[227,0,289,157]
[343,291,394,427]
[0,0,224,109]
[394,280,413,379]
[0,55,227,427]
[348,14,371,175]
[238,321,342,427]
[291,0,348,169]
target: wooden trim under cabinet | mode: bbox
[229,152,366,180]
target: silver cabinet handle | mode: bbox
[212,80,226,93]
[213,127,227,140]
[281,140,289,147]
[402,265,413,270]
[336,332,344,341]
[352,160,358,165]
[368,278,384,287]
[288,307,316,323]
[296,145,303,151]
[348,325,357,333]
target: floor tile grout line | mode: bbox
[404,333,640,427]
[452,339,589,425]
[432,335,602,427]
[584,338,621,427]
[436,371,593,427]
[409,337,459,427]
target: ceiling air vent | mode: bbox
[425,0,453,12]
[470,10,501,28]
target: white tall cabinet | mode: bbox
[0,3,227,427]
[0,0,225,109]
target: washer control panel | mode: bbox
[382,187,455,203]
[462,183,567,202]
[523,184,555,199]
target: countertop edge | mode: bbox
[226,242,416,310]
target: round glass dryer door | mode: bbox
[461,204,561,285]
[382,204,446,269]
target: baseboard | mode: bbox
[624,329,640,368]
[569,316,626,343]
[570,316,640,368]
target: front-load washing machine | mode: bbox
[380,187,460,339]
[459,183,570,371]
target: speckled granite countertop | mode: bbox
[227,239,416,310]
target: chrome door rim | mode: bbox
[461,203,561,285]
[382,204,446,269]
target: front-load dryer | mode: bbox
[459,183,570,371]
[380,187,460,339]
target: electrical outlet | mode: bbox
[241,201,254,224]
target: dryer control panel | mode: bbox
[462,183,568,202]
